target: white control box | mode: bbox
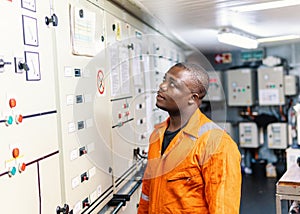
[239,122,259,148]
[226,68,256,106]
[203,71,225,101]
[258,66,285,105]
[267,123,288,149]
[284,75,298,96]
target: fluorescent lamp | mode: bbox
[257,35,300,43]
[230,0,300,12]
[217,29,258,49]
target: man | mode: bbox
[137,63,241,213]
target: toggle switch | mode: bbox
[45,13,58,26]
[127,43,134,50]
[56,204,69,214]
[81,172,89,183]
[14,57,27,73]
[82,198,90,209]
[18,61,29,72]
[79,146,87,156]
[0,58,5,68]
[0,58,12,72]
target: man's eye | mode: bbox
[169,82,175,87]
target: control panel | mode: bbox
[226,68,256,106]
[239,122,259,148]
[267,123,288,149]
[258,66,285,106]
[284,75,298,96]
[0,1,61,213]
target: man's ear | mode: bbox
[188,93,200,105]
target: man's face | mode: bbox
[156,66,194,113]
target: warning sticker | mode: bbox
[97,70,105,95]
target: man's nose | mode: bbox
[159,82,167,91]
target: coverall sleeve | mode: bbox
[202,133,242,214]
[137,166,151,214]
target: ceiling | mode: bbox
[109,0,300,53]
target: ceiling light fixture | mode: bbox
[217,28,258,49]
[257,35,300,43]
[230,0,300,12]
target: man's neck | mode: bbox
[168,108,197,131]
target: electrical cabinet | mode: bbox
[54,2,114,212]
[239,122,259,148]
[267,123,288,149]
[0,1,61,213]
[0,0,185,213]
[258,66,285,105]
[226,68,256,106]
[284,75,298,96]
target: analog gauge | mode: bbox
[25,51,40,81]
[22,15,39,46]
[21,0,36,12]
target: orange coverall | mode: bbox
[137,109,241,214]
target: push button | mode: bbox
[5,115,13,126]
[9,98,16,108]
[16,114,23,124]
[8,167,17,177]
[19,163,26,172]
[12,148,20,158]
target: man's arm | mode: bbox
[202,133,242,214]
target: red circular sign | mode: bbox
[97,70,105,94]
